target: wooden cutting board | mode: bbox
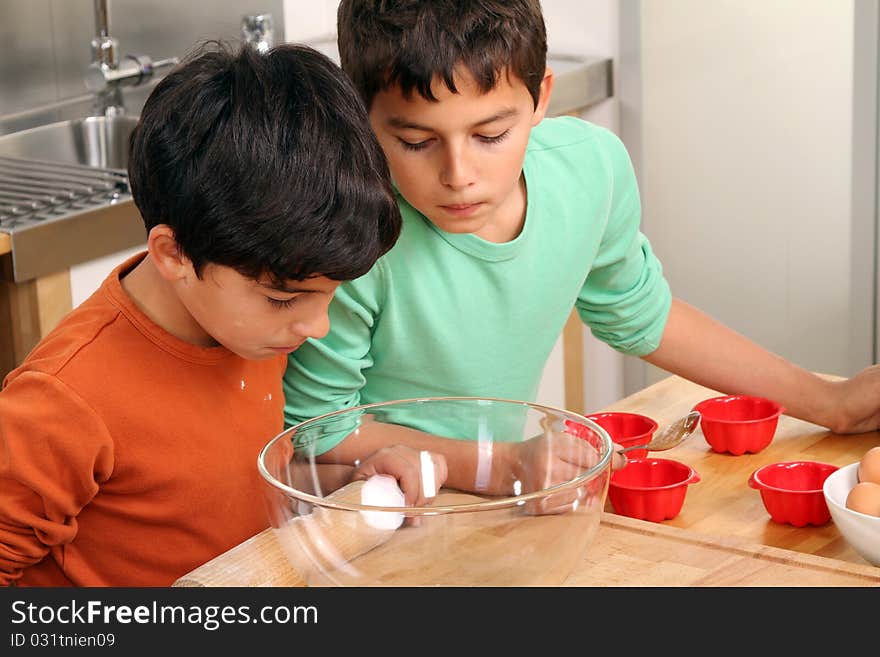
[173,511,880,587]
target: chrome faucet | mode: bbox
[85,0,179,116]
[241,14,275,53]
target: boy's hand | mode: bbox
[504,419,625,515]
[351,444,449,507]
[830,364,880,434]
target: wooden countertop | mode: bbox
[175,511,880,587]
[602,374,878,565]
[174,374,880,587]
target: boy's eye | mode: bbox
[399,137,431,152]
[267,296,298,309]
[478,129,511,145]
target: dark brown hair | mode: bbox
[337,0,547,109]
[128,40,401,284]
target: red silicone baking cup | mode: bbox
[608,457,700,522]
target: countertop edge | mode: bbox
[546,55,613,117]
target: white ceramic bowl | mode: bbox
[822,462,880,566]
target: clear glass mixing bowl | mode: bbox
[259,396,612,586]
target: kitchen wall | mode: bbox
[549,0,876,406]
[619,0,874,394]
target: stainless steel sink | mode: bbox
[0,115,138,169]
[0,116,145,282]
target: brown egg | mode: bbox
[845,481,880,517]
[858,446,880,484]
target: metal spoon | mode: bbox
[616,410,701,454]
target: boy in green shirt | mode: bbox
[283,0,880,497]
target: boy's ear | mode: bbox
[147,224,191,282]
[531,67,555,126]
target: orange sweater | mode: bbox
[0,253,286,586]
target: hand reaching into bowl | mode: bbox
[498,419,621,515]
[308,406,617,517]
[351,444,449,507]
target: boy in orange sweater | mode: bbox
[0,41,445,587]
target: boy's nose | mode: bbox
[439,146,476,190]
[292,309,330,340]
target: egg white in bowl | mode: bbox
[823,462,880,567]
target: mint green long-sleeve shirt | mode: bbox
[283,117,672,449]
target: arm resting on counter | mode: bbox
[643,297,880,435]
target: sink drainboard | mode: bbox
[0,155,130,231]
